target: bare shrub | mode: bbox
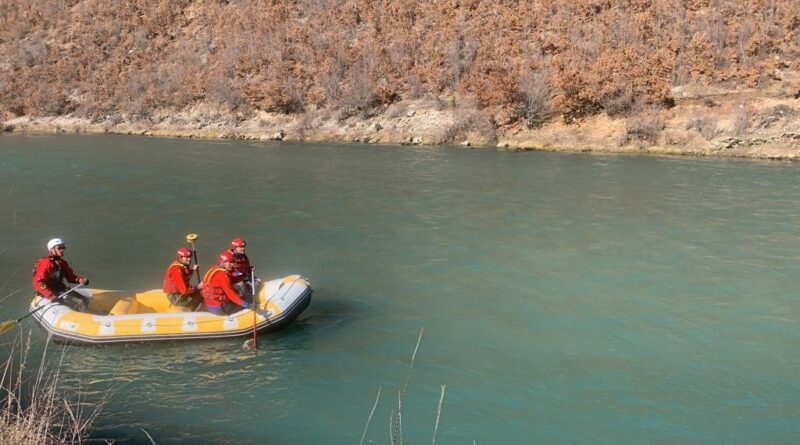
[600,88,637,117]
[206,76,245,109]
[433,95,447,111]
[319,48,348,107]
[4,99,26,116]
[758,104,796,128]
[621,115,663,146]
[29,87,74,116]
[373,77,401,108]
[121,61,194,119]
[465,62,519,109]
[733,103,753,137]
[240,51,306,114]
[443,33,479,90]
[437,109,496,144]
[555,45,675,121]
[153,62,192,109]
[338,64,379,119]
[663,130,689,146]
[263,77,306,114]
[515,69,552,128]
[686,115,719,140]
[295,111,316,140]
[17,40,48,68]
[386,102,407,119]
[407,74,425,100]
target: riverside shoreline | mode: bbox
[4,89,800,160]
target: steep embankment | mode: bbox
[1,1,799,158]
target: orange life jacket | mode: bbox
[202,266,231,307]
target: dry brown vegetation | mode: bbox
[0,0,798,127]
[1,333,107,444]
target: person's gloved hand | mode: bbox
[240,300,250,309]
[231,271,243,278]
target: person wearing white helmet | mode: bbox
[32,238,91,312]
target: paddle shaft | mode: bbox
[18,283,86,323]
[251,268,258,349]
[189,243,201,283]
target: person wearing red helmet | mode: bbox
[32,238,90,312]
[229,238,261,295]
[229,238,252,284]
[163,247,203,308]
[201,251,249,315]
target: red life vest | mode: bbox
[163,261,192,295]
[230,250,251,283]
[32,256,81,300]
[33,256,63,281]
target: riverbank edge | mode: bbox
[3,92,800,160]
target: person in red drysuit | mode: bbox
[201,251,249,315]
[228,238,261,297]
[32,238,90,312]
[163,247,203,308]
[229,238,252,282]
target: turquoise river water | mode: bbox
[0,134,798,444]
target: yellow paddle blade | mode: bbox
[0,320,18,335]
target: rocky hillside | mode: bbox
[1,0,800,158]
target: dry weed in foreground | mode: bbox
[0,332,108,444]
[360,328,453,445]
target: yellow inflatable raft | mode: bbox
[30,275,312,344]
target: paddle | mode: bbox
[250,267,258,350]
[0,283,86,335]
[186,233,201,283]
